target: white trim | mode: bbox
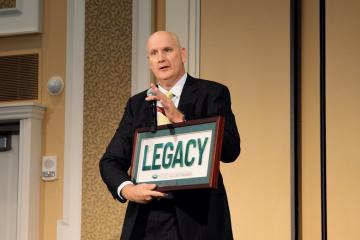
[166,0,200,77]
[131,0,152,96]
[0,102,46,120]
[0,103,46,240]
[188,0,200,77]
[56,0,84,240]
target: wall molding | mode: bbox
[56,0,84,240]
[131,0,152,96]
[0,102,46,240]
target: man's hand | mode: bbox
[121,183,167,204]
[145,83,185,123]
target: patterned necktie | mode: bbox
[157,92,174,126]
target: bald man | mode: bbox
[100,31,240,240]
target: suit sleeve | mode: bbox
[99,98,135,202]
[208,85,240,163]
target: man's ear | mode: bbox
[181,47,187,63]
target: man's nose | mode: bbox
[157,52,166,62]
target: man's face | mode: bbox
[147,32,186,87]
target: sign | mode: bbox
[130,116,224,191]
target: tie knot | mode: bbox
[166,92,174,99]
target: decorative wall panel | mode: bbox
[82,0,132,239]
[0,0,16,9]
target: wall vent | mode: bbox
[0,54,39,101]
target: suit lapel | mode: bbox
[178,75,199,120]
[139,91,154,128]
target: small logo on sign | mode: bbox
[152,174,158,179]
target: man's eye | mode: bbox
[150,51,157,56]
[164,48,172,52]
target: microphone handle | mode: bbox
[150,101,157,132]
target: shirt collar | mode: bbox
[158,73,187,97]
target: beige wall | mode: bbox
[326,0,360,239]
[301,0,360,240]
[201,0,291,239]
[40,1,67,239]
[0,35,41,52]
[0,1,67,240]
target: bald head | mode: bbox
[146,31,186,89]
[147,31,182,50]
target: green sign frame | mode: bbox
[130,116,224,191]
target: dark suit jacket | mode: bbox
[100,75,241,240]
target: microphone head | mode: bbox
[146,88,156,97]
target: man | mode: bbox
[99,31,240,240]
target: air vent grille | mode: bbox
[0,54,39,101]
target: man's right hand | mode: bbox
[121,183,167,204]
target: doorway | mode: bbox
[0,122,20,240]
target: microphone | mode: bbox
[146,88,157,132]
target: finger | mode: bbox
[150,191,167,198]
[150,84,166,99]
[149,83,159,95]
[142,183,158,190]
[145,95,159,101]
